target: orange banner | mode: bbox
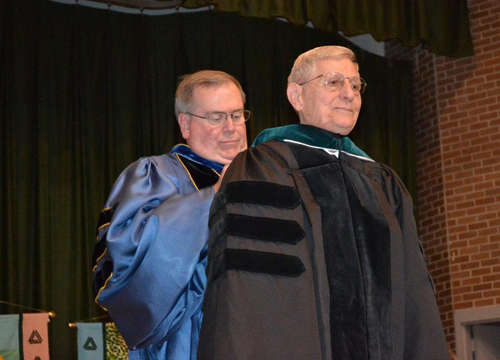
[22,313,50,360]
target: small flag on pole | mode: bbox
[0,314,21,360]
[105,323,128,360]
[76,323,105,360]
[22,313,50,360]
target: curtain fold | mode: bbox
[1,1,414,358]
[183,0,474,58]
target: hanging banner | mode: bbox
[22,313,50,360]
[0,314,21,360]
[105,323,128,360]
[76,323,105,360]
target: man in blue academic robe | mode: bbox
[92,70,250,359]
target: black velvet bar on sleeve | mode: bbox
[215,214,305,244]
[212,248,305,280]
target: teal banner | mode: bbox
[0,314,21,360]
[77,323,105,360]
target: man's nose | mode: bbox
[340,81,356,101]
[223,116,236,131]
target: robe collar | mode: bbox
[252,124,372,160]
[169,144,224,174]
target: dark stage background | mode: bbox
[1,1,414,357]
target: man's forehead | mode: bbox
[313,58,359,75]
[191,83,244,111]
[194,82,237,94]
[193,83,226,96]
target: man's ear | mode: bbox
[178,113,191,140]
[287,83,303,112]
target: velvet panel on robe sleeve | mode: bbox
[92,154,214,353]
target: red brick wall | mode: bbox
[386,0,500,352]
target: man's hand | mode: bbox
[213,164,229,194]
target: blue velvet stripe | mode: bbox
[170,144,224,174]
[252,124,371,159]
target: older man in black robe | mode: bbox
[198,46,448,360]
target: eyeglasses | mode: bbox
[299,71,367,94]
[186,109,251,126]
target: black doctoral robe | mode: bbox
[198,125,448,360]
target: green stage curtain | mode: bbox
[1,1,413,358]
[183,0,474,58]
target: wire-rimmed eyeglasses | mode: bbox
[186,109,251,126]
[299,71,367,94]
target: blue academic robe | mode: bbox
[93,145,221,359]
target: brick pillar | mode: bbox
[386,0,500,352]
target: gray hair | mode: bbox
[288,46,358,84]
[175,70,246,118]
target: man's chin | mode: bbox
[217,158,232,165]
[214,153,237,165]
[327,120,357,135]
